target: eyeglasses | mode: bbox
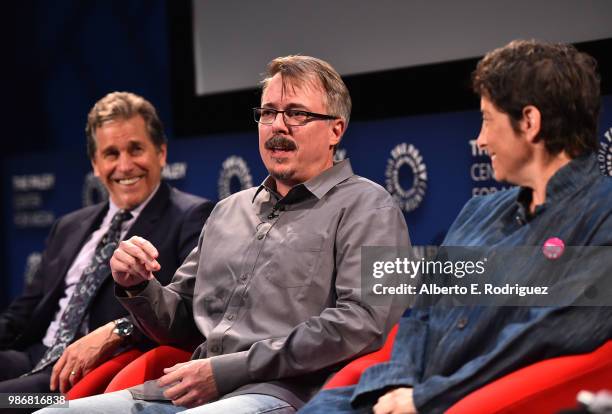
[253,107,339,126]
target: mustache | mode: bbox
[265,135,297,151]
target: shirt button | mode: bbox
[210,345,220,353]
[240,274,248,282]
[257,234,264,240]
[457,317,468,330]
[227,315,234,321]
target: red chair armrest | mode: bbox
[104,345,192,393]
[66,349,143,400]
[324,324,399,389]
[447,340,612,414]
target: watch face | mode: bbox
[114,318,134,337]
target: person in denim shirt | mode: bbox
[301,40,612,414]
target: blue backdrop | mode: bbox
[4,96,612,300]
[5,1,612,309]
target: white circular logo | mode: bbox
[23,251,42,287]
[82,172,109,207]
[218,156,253,200]
[334,148,347,162]
[598,127,612,176]
[385,143,428,213]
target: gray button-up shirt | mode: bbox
[119,160,410,408]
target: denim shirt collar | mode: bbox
[515,153,599,222]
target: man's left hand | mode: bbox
[158,359,219,408]
[373,387,417,414]
[50,322,123,393]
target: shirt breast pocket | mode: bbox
[263,231,324,288]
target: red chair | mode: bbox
[66,349,143,400]
[67,328,400,399]
[70,326,612,413]
[67,346,192,399]
[323,325,612,413]
[324,324,399,389]
[446,341,612,414]
[105,345,192,393]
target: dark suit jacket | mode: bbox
[0,181,214,351]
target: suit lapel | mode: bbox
[53,183,170,289]
[124,182,170,240]
[92,183,170,287]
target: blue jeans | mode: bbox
[298,386,372,414]
[35,390,295,414]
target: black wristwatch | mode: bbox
[112,317,134,339]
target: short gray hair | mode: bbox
[261,55,352,127]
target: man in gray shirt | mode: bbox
[46,55,410,414]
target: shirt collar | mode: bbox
[252,159,354,204]
[108,182,161,219]
[515,153,599,219]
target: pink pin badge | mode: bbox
[542,237,565,260]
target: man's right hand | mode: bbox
[110,236,161,287]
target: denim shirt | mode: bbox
[351,154,612,413]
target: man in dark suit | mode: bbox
[0,92,213,396]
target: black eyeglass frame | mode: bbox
[253,107,339,126]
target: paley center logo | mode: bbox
[385,143,428,213]
[599,127,612,176]
[334,147,347,163]
[82,172,109,207]
[23,251,42,288]
[218,156,253,200]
